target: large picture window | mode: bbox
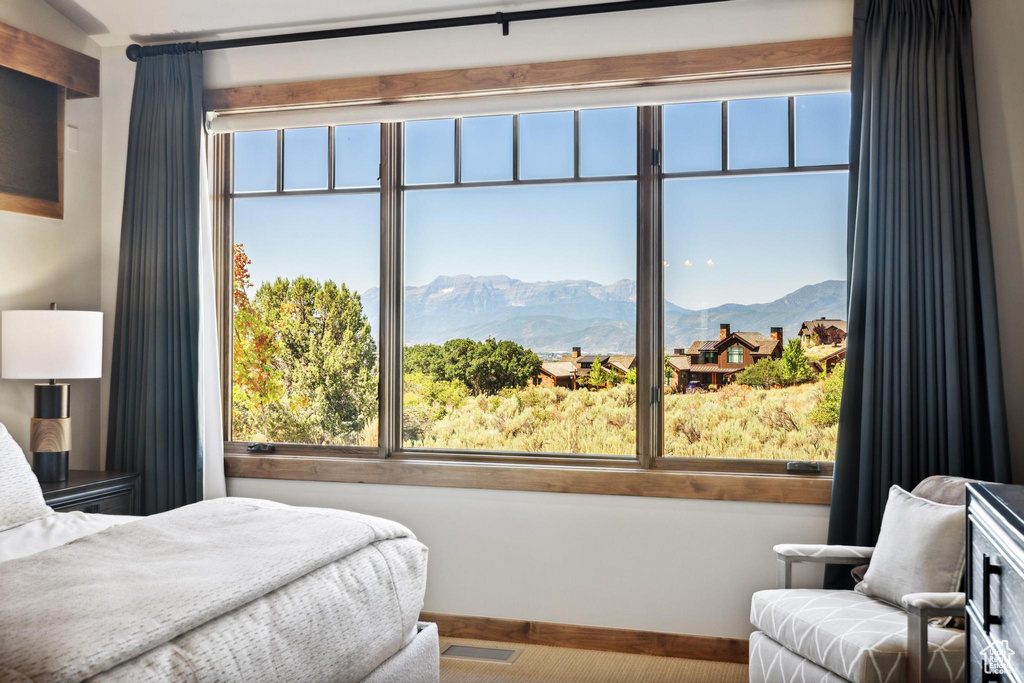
[224,90,850,470]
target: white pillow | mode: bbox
[856,485,966,607]
[0,422,52,532]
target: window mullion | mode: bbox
[379,122,403,458]
[636,105,663,468]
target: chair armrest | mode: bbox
[774,545,873,589]
[904,593,965,683]
[901,592,965,614]
[774,544,875,563]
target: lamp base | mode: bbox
[31,383,71,483]
[32,452,68,483]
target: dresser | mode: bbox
[40,470,141,516]
[967,482,1024,683]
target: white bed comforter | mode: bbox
[0,498,428,683]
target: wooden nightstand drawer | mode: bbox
[51,490,135,515]
[41,470,141,516]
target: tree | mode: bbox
[735,357,784,388]
[580,358,617,390]
[231,244,285,440]
[780,338,816,385]
[403,338,540,395]
[811,361,845,426]
[813,323,845,346]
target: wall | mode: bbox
[94,0,1024,639]
[0,0,104,469]
[973,0,1024,481]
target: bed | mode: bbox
[0,426,439,683]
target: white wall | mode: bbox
[0,0,104,469]
[973,0,1024,481]
[94,0,1024,638]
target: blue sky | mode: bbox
[233,94,850,310]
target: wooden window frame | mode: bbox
[214,39,850,504]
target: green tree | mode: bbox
[811,361,845,426]
[402,338,540,394]
[780,338,816,385]
[244,273,378,444]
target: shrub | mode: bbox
[736,358,784,388]
[811,361,845,427]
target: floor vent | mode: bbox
[441,644,523,664]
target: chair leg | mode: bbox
[776,557,792,589]
[906,610,927,683]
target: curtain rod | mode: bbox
[125,0,733,61]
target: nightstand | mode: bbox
[40,470,141,516]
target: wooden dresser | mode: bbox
[40,470,141,516]
[967,482,1024,682]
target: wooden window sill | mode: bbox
[224,452,831,505]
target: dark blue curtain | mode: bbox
[106,52,204,515]
[826,0,1011,586]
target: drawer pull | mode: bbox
[982,554,1002,633]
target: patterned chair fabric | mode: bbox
[750,631,848,683]
[750,589,964,683]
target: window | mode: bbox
[727,346,743,364]
[230,126,380,448]
[662,93,850,463]
[402,109,637,456]
[223,90,848,476]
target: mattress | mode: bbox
[0,501,429,682]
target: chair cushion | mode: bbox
[751,589,964,683]
[856,486,966,607]
[749,630,848,683]
[0,422,51,532]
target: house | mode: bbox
[798,318,848,346]
[667,323,784,391]
[534,361,578,389]
[809,346,847,375]
[559,348,637,378]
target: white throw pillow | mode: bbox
[0,422,52,531]
[856,485,966,607]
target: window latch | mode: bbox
[651,148,661,167]
[652,387,661,405]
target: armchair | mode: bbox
[749,476,972,683]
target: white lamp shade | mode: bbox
[1,310,103,380]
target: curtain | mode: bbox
[106,52,205,514]
[199,132,226,500]
[826,0,1011,585]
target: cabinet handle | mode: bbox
[982,553,1002,633]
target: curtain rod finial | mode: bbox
[126,44,141,61]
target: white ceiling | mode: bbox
[41,0,604,48]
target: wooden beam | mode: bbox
[205,36,851,112]
[224,453,832,505]
[0,21,99,98]
[421,612,749,664]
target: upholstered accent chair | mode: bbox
[748,476,972,683]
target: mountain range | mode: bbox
[362,275,846,355]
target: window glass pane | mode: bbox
[461,115,513,182]
[519,111,574,179]
[727,97,789,170]
[233,130,277,192]
[795,93,851,166]
[662,172,848,461]
[663,102,722,173]
[405,119,455,185]
[283,127,328,191]
[580,107,636,177]
[404,182,636,455]
[232,194,380,446]
[334,123,380,187]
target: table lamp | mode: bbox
[1,304,102,482]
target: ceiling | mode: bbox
[42,0,603,48]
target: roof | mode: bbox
[667,356,690,371]
[609,360,633,374]
[810,347,847,371]
[716,332,781,356]
[683,340,717,355]
[687,364,742,374]
[540,361,577,378]
[576,355,610,366]
[799,319,848,335]
[608,355,637,369]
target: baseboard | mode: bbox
[420,612,748,664]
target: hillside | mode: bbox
[362,276,846,353]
